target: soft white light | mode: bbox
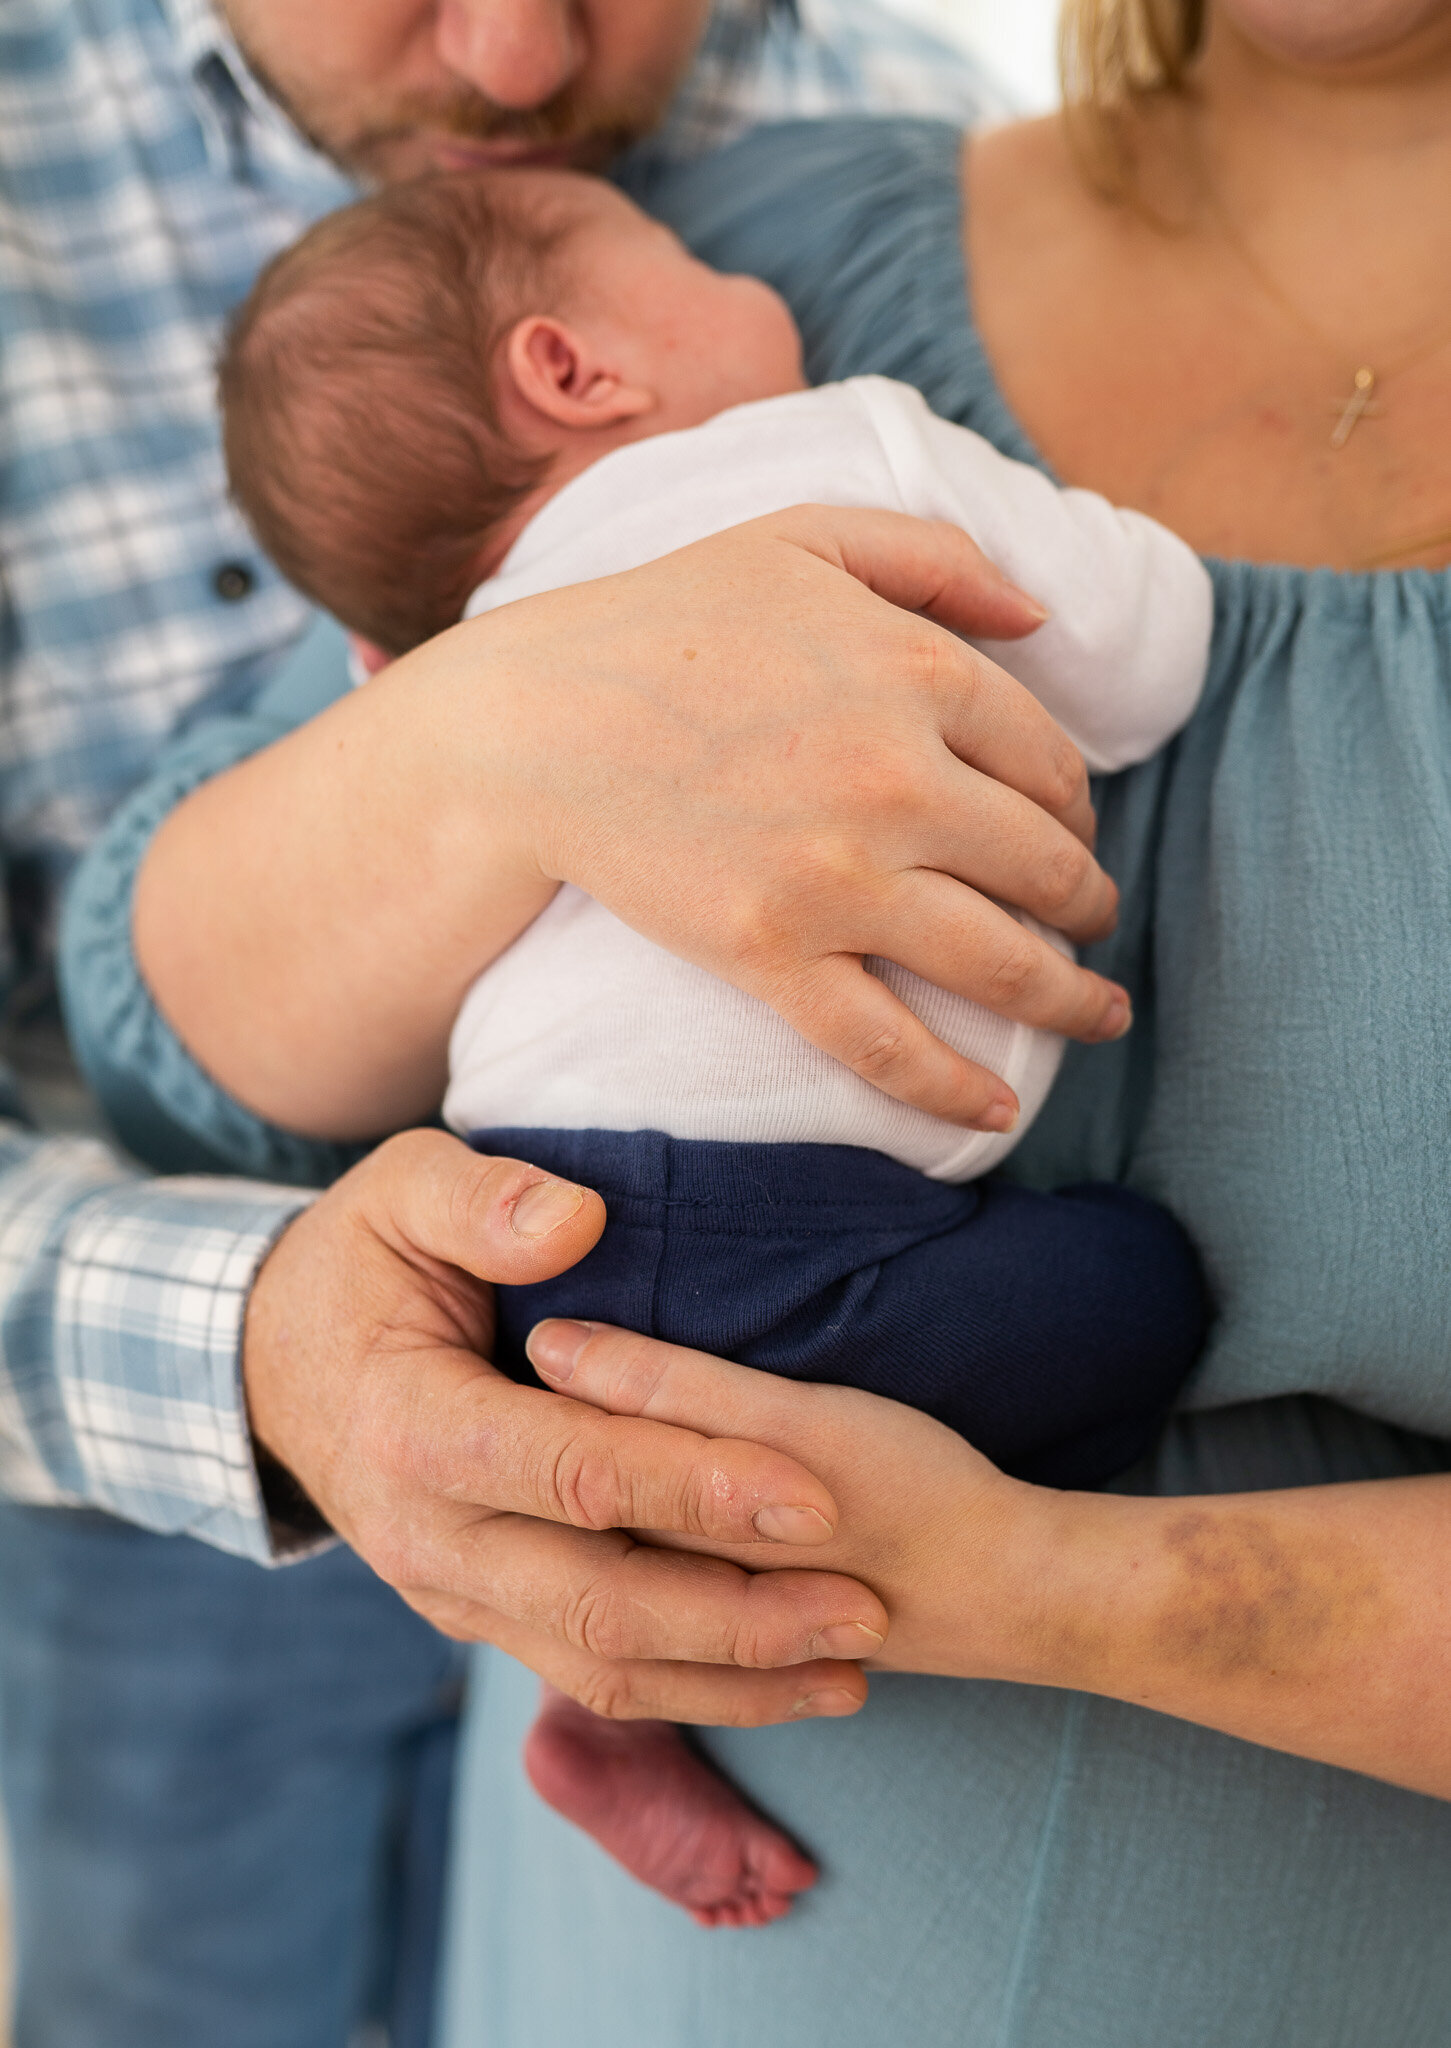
[881,0,1062,112]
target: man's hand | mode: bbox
[244,1131,885,1725]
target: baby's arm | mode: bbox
[857,381,1214,773]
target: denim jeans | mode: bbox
[0,1505,464,2048]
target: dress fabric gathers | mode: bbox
[441,118,1451,2048]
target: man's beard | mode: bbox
[351,77,671,173]
[234,35,676,180]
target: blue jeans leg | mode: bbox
[0,1505,465,2048]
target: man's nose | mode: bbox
[434,0,585,108]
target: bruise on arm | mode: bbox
[1028,1477,1451,1792]
[1150,1509,1386,1683]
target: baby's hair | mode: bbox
[220,174,566,656]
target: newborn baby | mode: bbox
[221,169,1214,1929]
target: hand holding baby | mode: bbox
[243,1129,887,1725]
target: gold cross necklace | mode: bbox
[1204,185,1451,453]
[1329,366,1381,450]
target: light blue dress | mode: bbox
[440,120,1451,2046]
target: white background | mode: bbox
[890,0,1062,109]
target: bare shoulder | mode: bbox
[967,116,1083,231]
[961,117,1128,459]
[965,113,1146,293]
[959,108,1218,515]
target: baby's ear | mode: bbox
[503,315,654,432]
[348,634,392,680]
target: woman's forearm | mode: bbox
[521,1325,1451,1798]
[134,621,555,1137]
[992,1474,1451,1797]
[133,512,1133,1143]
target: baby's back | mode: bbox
[446,879,1066,1180]
[444,379,1211,1179]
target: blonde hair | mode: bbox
[1059,0,1207,194]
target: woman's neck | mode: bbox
[1184,14,1451,353]
[967,24,1451,570]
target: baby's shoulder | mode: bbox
[468,385,921,618]
[671,377,972,516]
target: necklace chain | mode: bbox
[1355,521,1451,570]
[1202,180,1451,450]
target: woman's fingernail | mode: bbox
[526,1320,595,1382]
[1007,580,1051,623]
[753,1503,835,1543]
[811,1623,886,1659]
[790,1687,861,1718]
[1098,993,1133,1041]
[511,1179,585,1239]
[979,1096,1019,1135]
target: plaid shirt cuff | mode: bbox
[0,1126,318,1564]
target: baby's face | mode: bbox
[526,173,807,424]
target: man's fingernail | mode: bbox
[790,1687,860,1718]
[526,1320,595,1382]
[979,1096,1019,1135]
[753,1503,835,1543]
[1098,993,1133,1041]
[811,1623,886,1659]
[511,1179,585,1239]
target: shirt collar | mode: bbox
[159,0,229,75]
[159,0,349,190]
[161,0,279,125]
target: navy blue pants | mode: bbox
[477,1131,1209,1489]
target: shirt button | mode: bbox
[213,561,255,602]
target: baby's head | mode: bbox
[221,170,804,655]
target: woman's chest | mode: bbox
[990,309,1451,573]
[966,148,1451,573]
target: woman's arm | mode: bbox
[132,507,1131,1142]
[517,1321,1451,1800]
[60,613,365,1182]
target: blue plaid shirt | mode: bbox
[0,0,1007,1563]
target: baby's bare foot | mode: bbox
[524,1686,817,1928]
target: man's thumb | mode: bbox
[372,1129,606,1285]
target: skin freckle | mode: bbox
[1154,1510,1385,1682]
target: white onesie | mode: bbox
[441,377,1213,1182]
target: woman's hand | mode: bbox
[524,1319,1451,1800]
[136,506,1128,1141]
[524,1316,1060,1687]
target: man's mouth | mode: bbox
[422,136,590,171]
[353,78,665,179]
